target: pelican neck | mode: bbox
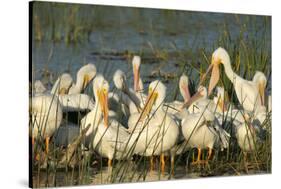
[221,58,238,83]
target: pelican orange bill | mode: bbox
[258,82,265,106]
[181,83,191,103]
[139,88,158,121]
[181,91,203,109]
[133,64,140,92]
[82,74,90,89]
[208,63,220,96]
[98,88,109,127]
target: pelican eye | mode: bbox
[212,56,221,65]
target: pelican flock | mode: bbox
[30,48,271,176]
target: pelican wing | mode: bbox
[59,94,95,111]
[126,123,161,155]
[164,101,183,115]
[182,112,206,133]
[97,119,130,152]
[233,78,261,111]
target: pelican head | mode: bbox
[179,74,191,103]
[77,63,97,90]
[34,80,46,94]
[212,47,230,65]
[181,85,207,109]
[51,73,73,95]
[113,69,128,91]
[132,55,141,92]
[140,80,166,120]
[253,71,267,105]
[59,73,73,94]
[200,47,230,95]
[93,74,109,127]
[113,69,142,111]
[197,85,208,98]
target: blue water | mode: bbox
[32,5,271,99]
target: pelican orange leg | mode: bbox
[192,148,202,165]
[160,153,165,174]
[108,159,112,168]
[45,137,50,155]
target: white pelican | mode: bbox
[213,88,267,151]
[34,80,47,94]
[80,75,130,167]
[30,95,63,156]
[234,115,258,152]
[163,74,192,174]
[108,69,145,127]
[182,85,241,139]
[212,89,267,155]
[111,69,141,114]
[213,86,268,130]
[213,87,249,117]
[232,113,266,172]
[201,47,267,112]
[124,80,179,173]
[181,109,230,164]
[132,55,146,106]
[68,63,97,94]
[50,70,95,112]
[183,85,220,114]
[165,74,191,115]
[33,73,72,96]
[50,73,73,95]
[214,87,249,124]
[132,55,144,92]
[185,86,230,116]
[108,70,132,126]
[58,94,95,112]
[128,74,190,174]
